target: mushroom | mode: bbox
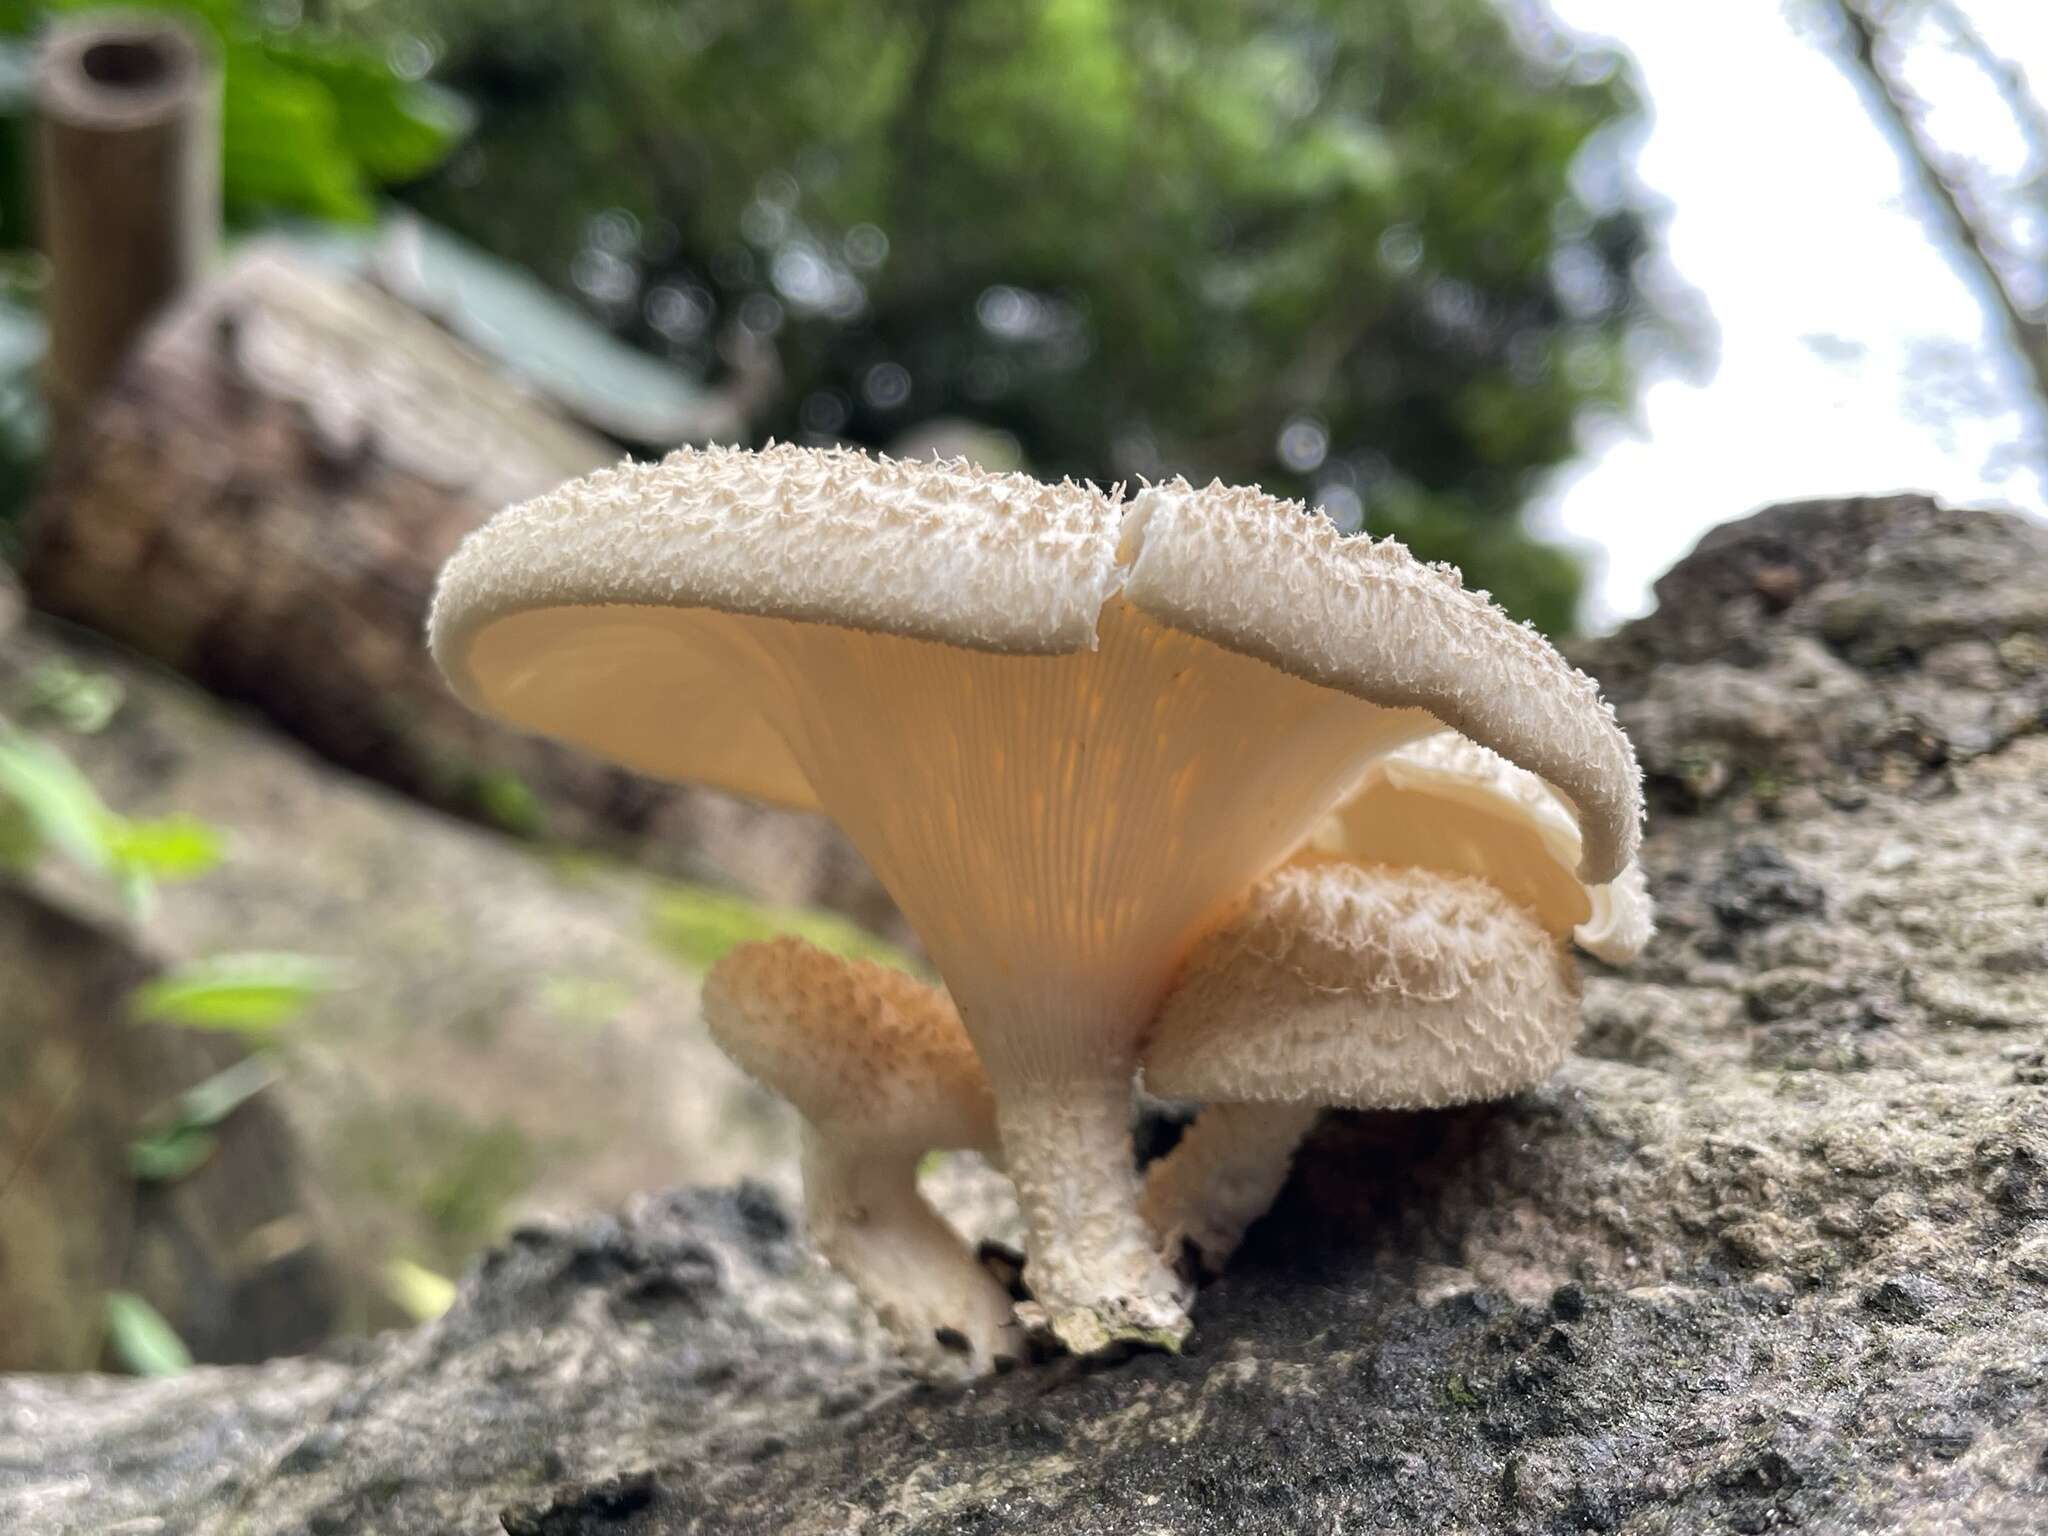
[1140,730,1653,1274]
[702,937,1020,1374]
[1306,728,1655,965]
[429,445,1639,1354]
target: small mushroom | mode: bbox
[1307,729,1654,963]
[430,445,1640,1354]
[702,938,1021,1374]
[1140,731,1653,1273]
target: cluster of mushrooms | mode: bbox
[430,444,1650,1375]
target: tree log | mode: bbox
[23,244,900,934]
[8,494,2048,1533]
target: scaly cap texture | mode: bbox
[430,442,1127,681]
[1143,862,1581,1108]
[703,938,995,1152]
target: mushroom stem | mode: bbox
[996,1073,1192,1355]
[1140,1101,1325,1276]
[800,1126,1022,1375]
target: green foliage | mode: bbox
[465,767,544,837]
[129,1052,280,1183]
[0,0,470,226]
[414,1121,531,1243]
[127,1123,217,1181]
[0,723,223,909]
[103,814,223,880]
[23,659,124,733]
[382,1256,456,1321]
[646,882,919,976]
[128,950,341,1035]
[103,1291,193,1376]
[0,725,109,874]
[360,0,1690,630]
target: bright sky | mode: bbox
[1533,0,2048,627]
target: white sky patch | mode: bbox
[1531,0,2048,628]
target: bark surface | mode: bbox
[6,494,2048,1534]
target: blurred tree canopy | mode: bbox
[363,0,1684,632]
[0,0,1691,632]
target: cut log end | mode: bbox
[39,17,209,132]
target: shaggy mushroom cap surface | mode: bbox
[1143,862,1580,1110]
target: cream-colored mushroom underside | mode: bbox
[1311,778,1593,936]
[466,597,1438,1082]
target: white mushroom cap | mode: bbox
[1143,862,1581,1110]
[429,446,1641,883]
[1310,730,1654,965]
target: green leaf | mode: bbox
[0,723,220,899]
[219,38,374,223]
[265,38,472,184]
[104,1292,193,1376]
[130,952,341,1035]
[107,815,225,881]
[0,726,117,875]
[129,1125,218,1182]
[0,800,36,871]
[25,661,125,733]
[467,769,543,837]
[383,1257,457,1322]
[129,1054,278,1183]
[174,1051,280,1126]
